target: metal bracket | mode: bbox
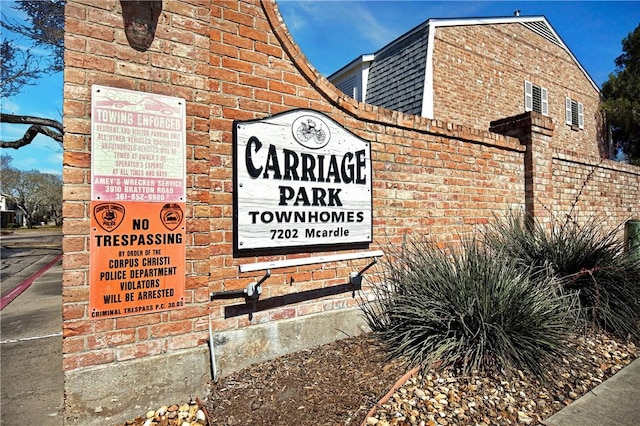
[349,257,378,287]
[246,269,271,299]
[210,269,271,302]
[211,251,383,304]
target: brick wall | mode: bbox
[551,151,640,236]
[62,0,525,374]
[62,1,640,423]
[432,23,605,159]
[63,0,212,369]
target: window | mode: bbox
[565,97,584,129]
[525,80,548,115]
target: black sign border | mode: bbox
[232,108,373,257]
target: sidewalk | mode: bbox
[544,356,640,426]
[0,259,63,426]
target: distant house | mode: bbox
[0,194,22,227]
[329,15,608,158]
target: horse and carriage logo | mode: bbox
[292,115,331,149]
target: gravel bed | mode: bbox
[366,333,637,426]
[121,331,637,426]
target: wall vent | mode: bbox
[521,21,562,47]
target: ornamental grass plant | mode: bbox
[484,211,640,341]
[360,237,573,377]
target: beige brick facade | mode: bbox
[61,1,639,423]
[432,23,605,158]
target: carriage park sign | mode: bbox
[234,109,373,252]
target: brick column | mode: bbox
[490,112,555,223]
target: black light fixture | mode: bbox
[120,1,162,52]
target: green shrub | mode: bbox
[485,211,640,341]
[361,237,572,377]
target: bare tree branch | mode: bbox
[0,40,42,97]
[1,113,63,131]
[0,113,63,148]
[1,0,65,74]
[1,2,65,152]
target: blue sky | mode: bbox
[1,1,639,174]
[279,1,640,83]
[1,0,64,175]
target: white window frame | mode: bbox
[565,97,584,129]
[525,80,548,115]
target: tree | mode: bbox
[0,113,63,148]
[601,24,640,165]
[0,154,63,227]
[1,38,41,98]
[1,0,65,149]
[40,172,63,226]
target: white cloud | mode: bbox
[278,2,308,31]
[13,156,39,170]
[0,123,26,140]
[340,2,396,47]
[279,0,397,60]
[1,99,20,114]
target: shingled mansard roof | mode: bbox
[328,16,600,118]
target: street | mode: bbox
[1,231,62,300]
[1,230,63,425]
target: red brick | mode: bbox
[63,303,86,320]
[223,9,254,26]
[62,237,86,252]
[239,25,268,43]
[62,271,86,287]
[63,336,85,354]
[63,253,90,270]
[150,320,193,338]
[167,333,204,350]
[63,349,114,371]
[87,329,136,349]
[268,80,296,95]
[115,341,163,361]
[270,307,296,321]
[222,32,253,49]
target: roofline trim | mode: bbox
[427,16,600,92]
[429,16,547,27]
[421,21,436,119]
[373,15,599,93]
[328,54,375,80]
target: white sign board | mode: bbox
[234,109,372,251]
[91,85,186,202]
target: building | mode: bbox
[0,194,22,227]
[329,15,609,158]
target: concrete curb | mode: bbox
[543,357,640,426]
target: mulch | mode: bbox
[122,331,638,426]
[205,335,406,426]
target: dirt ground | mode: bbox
[205,335,406,426]
[124,331,637,426]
